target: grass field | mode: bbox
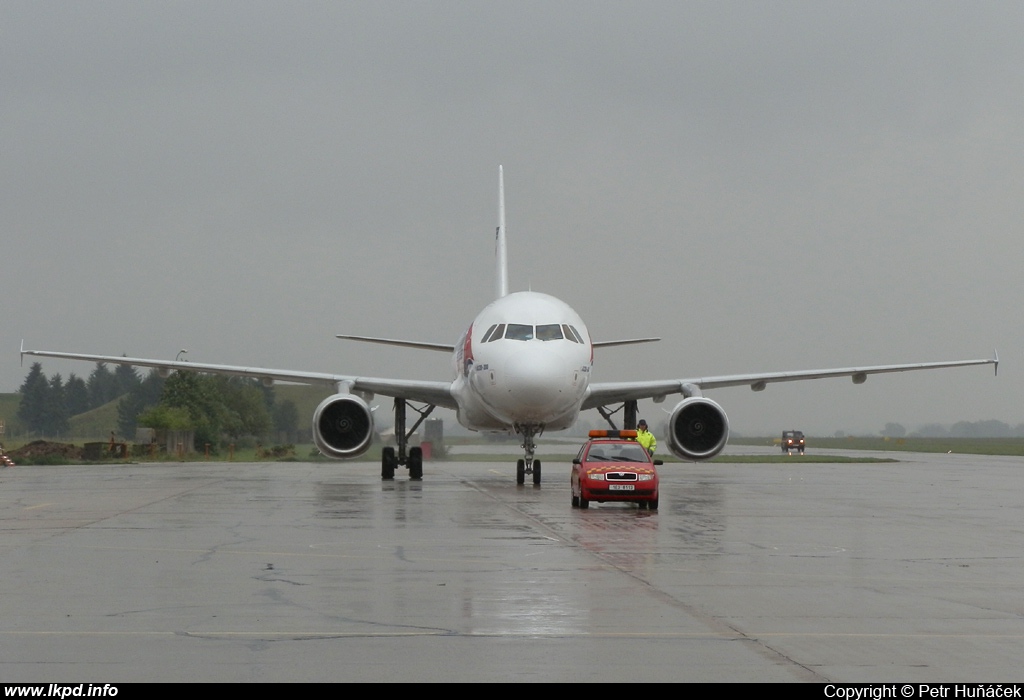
[731,436,1024,456]
[4,425,1024,465]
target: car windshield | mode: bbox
[586,443,650,463]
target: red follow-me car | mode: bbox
[571,430,662,510]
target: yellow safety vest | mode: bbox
[636,428,656,454]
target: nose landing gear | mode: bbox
[514,423,543,485]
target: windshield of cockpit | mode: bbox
[480,323,585,343]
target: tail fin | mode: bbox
[495,165,509,298]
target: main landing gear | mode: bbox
[381,398,435,481]
[514,423,543,486]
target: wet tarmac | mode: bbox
[1,449,1022,682]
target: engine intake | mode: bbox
[667,397,729,461]
[312,394,374,459]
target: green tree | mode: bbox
[18,362,50,435]
[273,399,300,443]
[160,371,225,449]
[880,422,906,438]
[117,370,165,438]
[145,372,276,449]
[45,374,70,436]
[212,376,272,440]
[65,373,90,416]
[138,405,194,431]
[113,362,141,397]
[87,363,119,408]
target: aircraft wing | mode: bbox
[581,354,998,410]
[20,347,458,410]
[336,335,455,352]
[592,337,660,349]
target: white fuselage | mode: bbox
[450,291,593,432]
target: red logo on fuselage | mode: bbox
[462,323,474,377]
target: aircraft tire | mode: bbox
[408,447,423,480]
[532,459,541,485]
[381,447,397,480]
[516,459,525,485]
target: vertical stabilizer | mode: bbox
[495,165,509,298]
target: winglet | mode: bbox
[993,349,999,376]
[495,165,509,299]
[19,339,24,367]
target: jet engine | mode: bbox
[312,394,374,459]
[667,397,729,461]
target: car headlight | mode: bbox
[638,474,655,481]
[586,472,605,481]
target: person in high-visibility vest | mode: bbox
[636,419,657,456]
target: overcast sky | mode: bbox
[3,1,1020,435]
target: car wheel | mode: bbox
[579,495,589,509]
[649,495,659,511]
[571,494,579,508]
[516,459,525,485]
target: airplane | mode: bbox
[22,167,998,484]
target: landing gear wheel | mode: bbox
[532,459,542,485]
[408,447,423,480]
[381,447,396,480]
[516,459,525,485]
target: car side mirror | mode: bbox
[572,458,581,465]
[653,460,663,466]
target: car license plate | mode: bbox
[609,484,635,491]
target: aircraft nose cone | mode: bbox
[504,349,570,415]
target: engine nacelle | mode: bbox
[312,394,374,459]
[667,397,729,461]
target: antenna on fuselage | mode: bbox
[496,165,509,299]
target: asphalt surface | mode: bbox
[1,447,1021,682]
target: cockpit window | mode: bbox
[492,323,582,342]
[536,324,564,341]
[482,324,509,343]
[504,324,534,341]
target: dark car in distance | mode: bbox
[782,430,805,454]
